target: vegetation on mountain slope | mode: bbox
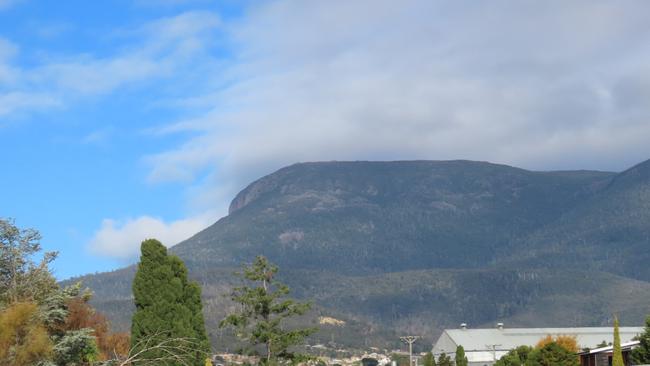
[69,159,650,349]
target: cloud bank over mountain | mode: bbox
[89,1,650,260]
[148,0,650,204]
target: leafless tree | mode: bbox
[105,331,209,366]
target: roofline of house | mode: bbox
[578,340,640,355]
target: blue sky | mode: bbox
[1,0,245,278]
[2,0,650,279]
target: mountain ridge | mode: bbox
[73,159,650,350]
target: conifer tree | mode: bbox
[422,352,436,366]
[612,316,624,366]
[221,256,316,365]
[131,239,209,365]
[455,345,468,366]
[631,316,650,364]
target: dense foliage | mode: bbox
[131,238,210,365]
[0,218,58,304]
[0,301,52,365]
[494,346,533,366]
[436,352,452,366]
[421,352,435,366]
[454,345,468,366]
[526,342,579,366]
[631,316,650,364]
[221,256,316,364]
[0,218,129,365]
[495,341,580,366]
[535,335,579,353]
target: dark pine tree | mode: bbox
[130,239,209,365]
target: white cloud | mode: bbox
[143,0,650,214]
[88,214,214,260]
[66,1,650,259]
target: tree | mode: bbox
[596,340,609,348]
[612,316,624,366]
[220,256,317,365]
[535,335,578,353]
[391,353,410,366]
[422,352,436,366]
[495,346,533,366]
[63,290,130,360]
[631,315,650,364]
[0,218,58,304]
[455,345,468,366]
[526,342,579,366]
[131,239,210,366]
[0,302,52,365]
[436,352,452,366]
[36,282,104,365]
[0,219,129,365]
[52,328,99,365]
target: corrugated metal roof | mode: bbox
[438,327,643,352]
[579,340,639,355]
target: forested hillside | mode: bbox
[71,159,650,350]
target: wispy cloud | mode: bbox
[0,10,221,118]
[81,126,114,145]
[30,22,75,39]
[0,91,61,117]
[0,0,19,11]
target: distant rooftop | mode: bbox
[436,325,643,352]
[579,340,640,355]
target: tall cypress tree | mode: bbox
[612,316,624,366]
[455,345,468,366]
[131,239,209,365]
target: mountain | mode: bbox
[71,159,650,351]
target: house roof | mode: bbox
[579,340,640,355]
[438,327,643,352]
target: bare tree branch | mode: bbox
[102,330,208,366]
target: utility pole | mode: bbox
[485,344,502,362]
[400,336,420,366]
